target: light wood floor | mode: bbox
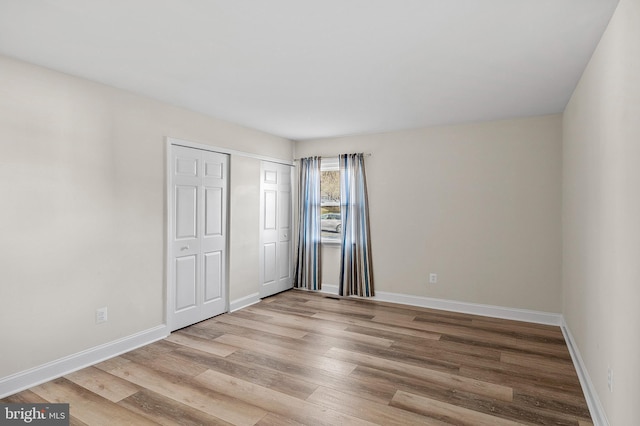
[3,290,592,425]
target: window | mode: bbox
[320,158,341,243]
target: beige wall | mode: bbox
[562,0,640,423]
[295,114,563,313]
[0,55,293,378]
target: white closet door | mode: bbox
[260,161,293,298]
[170,145,228,331]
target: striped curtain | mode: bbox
[294,157,322,290]
[339,153,374,297]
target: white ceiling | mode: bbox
[0,0,618,141]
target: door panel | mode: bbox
[169,145,228,331]
[260,161,293,298]
[204,159,223,179]
[175,255,197,310]
[279,240,291,280]
[176,157,198,176]
[205,187,223,236]
[175,186,197,239]
[264,170,277,184]
[264,243,277,285]
[204,251,222,301]
[264,190,277,230]
[279,190,290,230]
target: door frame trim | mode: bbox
[165,137,293,330]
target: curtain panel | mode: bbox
[294,156,322,290]
[339,153,374,297]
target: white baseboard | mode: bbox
[229,292,260,312]
[0,325,168,399]
[373,291,563,326]
[317,285,561,326]
[319,284,339,295]
[561,320,609,426]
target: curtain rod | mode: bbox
[293,153,372,161]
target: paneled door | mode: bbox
[260,161,294,298]
[169,145,228,331]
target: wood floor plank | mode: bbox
[306,385,450,426]
[513,391,592,419]
[121,344,210,379]
[302,333,460,375]
[255,412,307,426]
[311,311,442,340]
[459,365,583,397]
[371,312,417,323]
[301,298,390,318]
[215,333,358,376]
[397,336,503,360]
[167,345,320,400]
[310,326,396,347]
[192,320,320,353]
[166,331,238,357]
[352,365,588,425]
[239,308,396,347]
[194,369,377,426]
[391,390,526,426]
[375,316,571,358]
[118,389,235,426]
[325,347,514,402]
[108,362,267,425]
[500,351,581,377]
[470,318,564,339]
[65,366,140,402]
[226,349,398,406]
[243,306,349,331]
[93,355,132,373]
[387,339,503,370]
[2,389,49,404]
[30,378,158,426]
[214,314,308,339]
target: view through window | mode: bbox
[321,159,341,243]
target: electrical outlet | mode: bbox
[607,367,613,392]
[429,273,438,284]
[96,307,108,324]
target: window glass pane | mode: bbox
[320,169,341,243]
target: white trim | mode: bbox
[319,284,340,295]
[314,285,562,326]
[167,137,294,166]
[165,140,172,327]
[561,320,609,426]
[229,292,261,312]
[373,291,563,326]
[0,325,167,399]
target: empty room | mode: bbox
[0,1,638,425]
